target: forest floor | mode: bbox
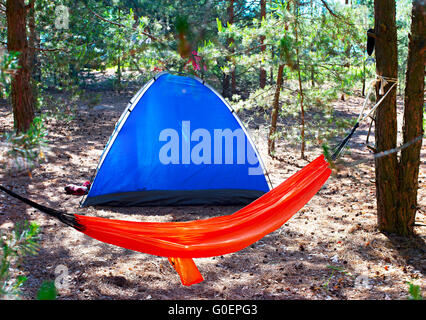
[0,81,424,300]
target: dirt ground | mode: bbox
[0,83,424,300]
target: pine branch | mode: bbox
[29,46,69,53]
[319,0,355,27]
[83,1,160,42]
[319,0,339,18]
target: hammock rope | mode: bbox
[331,75,398,160]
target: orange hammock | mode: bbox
[0,155,331,286]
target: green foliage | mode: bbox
[423,106,426,131]
[36,91,79,122]
[0,51,20,99]
[407,281,423,300]
[0,116,48,172]
[396,0,413,93]
[175,15,189,34]
[216,18,223,33]
[0,221,40,299]
[37,280,57,300]
[322,142,333,166]
[0,0,415,155]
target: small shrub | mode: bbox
[407,281,423,300]
[0,116,48,173]
[0,221,40,299]
[36,280,57,300]
[0,51,20,99]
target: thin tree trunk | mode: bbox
[373,0,399,234]
[296,60,306,159]
[398,0,425,236]
[117,57,121,92]
[259,0,266,88]
[6,0,34,132]
[223,0,235,98]
[294,0,305,159]
[116,7,122,93]
[362,56,366,96]
[231,67,236,97]
[34,24,41,82]
[268,64,284,157]
[229,0,236,97]
[222,73,230,98]
[345,43,351,68]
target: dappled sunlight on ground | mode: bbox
[0,89,424,300]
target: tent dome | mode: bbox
[81,72,271,207]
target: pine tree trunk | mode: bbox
[268,64,284,157]
[116,7,122,93]
[6,0,34,132]
[373,0,400,233]
[229,0,236,97]
[296,60,305,160]
[294,0,305,159]
[222,73,230,98]
[362,57,366,96]
[34,24,41,82]
[259,0,267,88]
[27,1,37,102]
[117,57,121,92]
[398,0,425,236]
[231,68,236,97]
[223,0,235,98]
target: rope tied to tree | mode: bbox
[355,75,398,124]
[330,75,398,161]
[328,74,424,186]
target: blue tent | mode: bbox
[81,72,271,207]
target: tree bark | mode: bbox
[27,1,38,102]
[6,0,34,132]
[397,0,425,236]
[268,64,284,157]
[259,0,267,88]
[373,0,400,234]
